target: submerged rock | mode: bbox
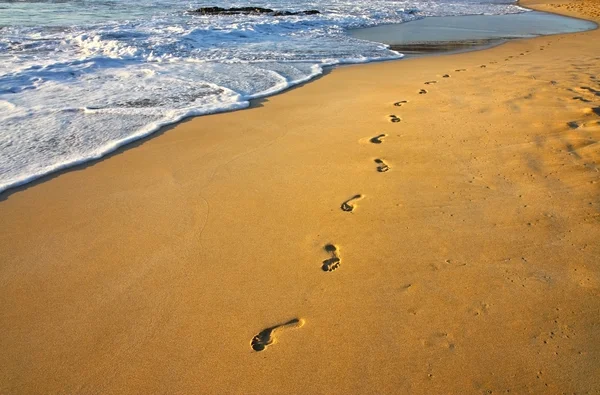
[188,7,320,16]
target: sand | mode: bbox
[1,0,600,393]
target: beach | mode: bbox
[1,0,600,393]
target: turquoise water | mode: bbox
[0,1,166,26]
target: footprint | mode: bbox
[424,81,437,85]
[389,115,401,123]
[251,318,305,352]
[370,134,387,144]
[455,69,466,72]
[394,100,408,107]
[480,65,487,68]
[419,89,428,94]
[573,96,592,102]
[341,194,364,212]
[322,244,341,272]
[374,158,390,173]
[587,107,600,116]
[581,86,600,96]
[421,332,456,350]
[443,74,450,78]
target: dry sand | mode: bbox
[1,0,600,393]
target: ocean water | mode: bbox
[0,0,527,193]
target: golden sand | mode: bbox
[1,0,599,393]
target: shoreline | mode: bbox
[1,0,600,393]
[0,4,595,199]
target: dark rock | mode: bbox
[191,7,273,15]
[189,6,320,16]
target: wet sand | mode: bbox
[1,0,600,393]
[351,9,596,55]
[350,11,596,45]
